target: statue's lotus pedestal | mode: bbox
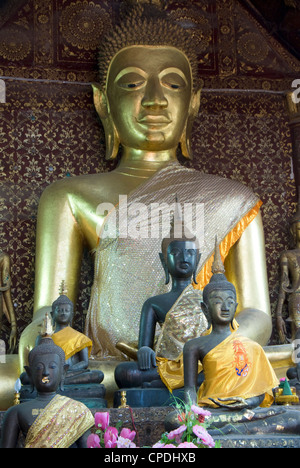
[114,387,185,408]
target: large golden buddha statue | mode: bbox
[19,2,272,367]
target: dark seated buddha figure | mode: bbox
[1,332,94,448]
[114,209,208,405]
[20,295,105,407]
[165,243,300,444]
[49,294,104,385]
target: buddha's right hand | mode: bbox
[209,396,248,409]
[137,346,157,371]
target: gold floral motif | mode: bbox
[0,27,31,61]
[168,7,212,55]
[237,32,269,64]
[59,1,111,51]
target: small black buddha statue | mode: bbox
[20,296,106,408]
[0,326,94,448]
[50,294,104,385]
[165,242,300,445]
[183,239,278,408]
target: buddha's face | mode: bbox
[31,353,63,393]
[52,303,73,326]
[166,240,198,279]
[106,46,193,151]
[207,289,237,326]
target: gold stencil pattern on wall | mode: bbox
[0,27,31,61]
[59,1,112,51]
[237,32,269,64]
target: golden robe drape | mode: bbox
[52,327,92,361]
[25,395,94,448]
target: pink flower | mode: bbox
[167,424,187,441]
[178,442,198,448]
[95,412,110,431]
[163,444,177,448]
[191,405,211,418]
[152,442,166,448]
[120,428,136,441]
[193,425,215,448]
[116,436,137,448]
[87,433,100,448]
[104,427,118,448]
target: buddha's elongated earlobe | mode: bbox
[24,365,35,393]
[92,83,120,160]
[180,89,201,160]
[193,250,201,285]
[60,364,69,392]
[159,253,170,285]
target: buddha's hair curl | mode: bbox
[52,294,74,313]
[98,4,200,91]
[28,337,65,367]
[202,274,237,307]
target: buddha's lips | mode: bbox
[179,262,191,269]
[42,377,50,384]
[220,312,230,317]
[138,115,172,125]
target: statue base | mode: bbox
[1,406,300,448]
[217,434,300,448]
[20,383,107,409]
[113,387,184,408]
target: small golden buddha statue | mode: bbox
[0,249,17,353]
[276,198,300,343]
[19,1,271,370]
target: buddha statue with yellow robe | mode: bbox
[18,2,272,372]
[1,331,94,448]
[165,245,300,443]
[20,294,104,387]
[50,294,104,385]
[183,242,278,409]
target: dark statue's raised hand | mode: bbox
[137,346,157,371]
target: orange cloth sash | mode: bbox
[52,327,92,361]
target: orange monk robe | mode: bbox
[52,327,93,361]
[197,332,279,408]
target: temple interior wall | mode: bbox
[0,0,299,348]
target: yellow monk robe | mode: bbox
[25,394,94,448]
[156,320,239,392]
[52,327,93,361]
[197,332,279,408]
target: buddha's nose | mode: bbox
[142,76,168,109]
